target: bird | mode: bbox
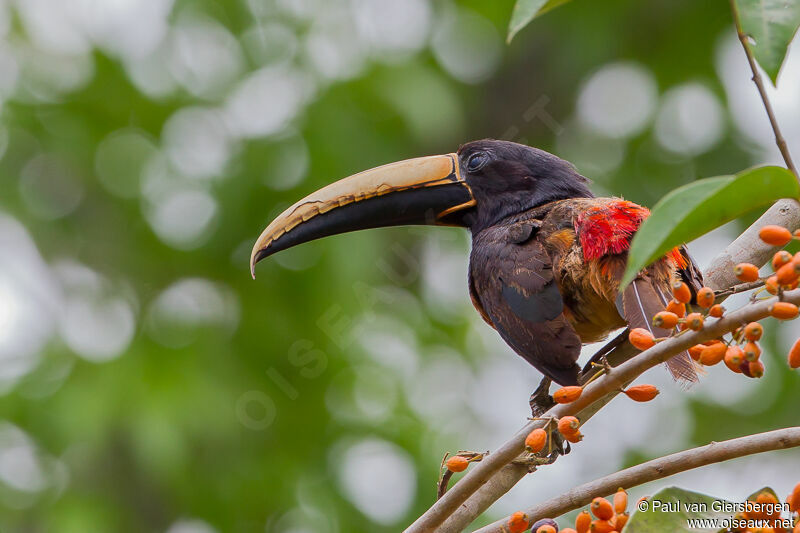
[250,139,702,394]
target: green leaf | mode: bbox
[507,0,573,43]
[625,487,734,533]
[737,0,800,84]
[621,166,799,289]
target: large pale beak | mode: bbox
[250,153,475,277]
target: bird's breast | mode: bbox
[552,241,627,343]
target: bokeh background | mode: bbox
[1,0,799,531]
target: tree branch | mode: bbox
[405,289,800,532]
[729,0,798,178]
[473,426,800,533]
[705,200,800,291]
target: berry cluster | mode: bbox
[505,488,631,532]
[628,224,800,378]
[724,482,800,533]
[504,482,800,533]
[518,383,659,458]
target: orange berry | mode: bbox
[536,525,556,533]
[788,338,800,369]
[652,311,679,329]
[563,431,583,444]
[628,328,655,350]
[724,346,744,373]
[613,488,628,514]
[696,286,715,308]
[775,261,800,285]
[613,513,629,530]
[744,341,761,362]
[575,510,592,533]
[508,511,529,533]
[751,492,778,522]
[558,416,580,437]
[623,384,660,402]
[765,275,779,295]
[553,385,583,404]
[744,322,764,341]
[672,281,691,303]
[688,344,705,361]
[665,299,686,317]
[773,250,794,270]
[560,529,578,533]
[685,312,704,331]
[708,304,725,318]
[748,360,765,378]
[446,455,469,473]
[759,225,793,246]
[589,519,615,533]
[757,491,778,506]
[788,481,800,512]
[769,301,799,320]
[525,428,548,453]
[734,263,760,283]
[591,497,615,520]
[699,342,726,366]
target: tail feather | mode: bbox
[621,277,699,384]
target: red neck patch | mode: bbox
[575,200,649,261]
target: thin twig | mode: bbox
[437,470,453,500]
[729,0,798,178]
[473,426,800,533]
[714,279,765,299]
[405,289,800,533]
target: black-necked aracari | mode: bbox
[251,140,702,387]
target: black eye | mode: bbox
[467,152,489,172]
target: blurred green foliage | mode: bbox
[0,0,798,532]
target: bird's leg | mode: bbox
[553,432,571,457]
[529,377,554,417]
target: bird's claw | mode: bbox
[529,377,554,417]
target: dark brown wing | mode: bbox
[469,220,582,385]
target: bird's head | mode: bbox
[456,140,593,232]
[250,139,593,276]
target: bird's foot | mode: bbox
[516,418,569,471]
[529,377,554,417]
[550,430,571,458]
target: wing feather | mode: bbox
[470,221,582,385]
